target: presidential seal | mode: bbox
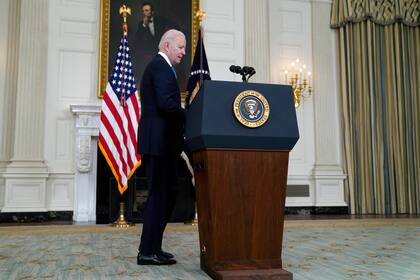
[233,90,270,128]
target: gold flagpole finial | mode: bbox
[119,5,132,33]
[195,10,206,24]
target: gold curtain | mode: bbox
[331,0,420,214]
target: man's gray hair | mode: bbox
[158,29,185,50]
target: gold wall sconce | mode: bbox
[284,59,313,108]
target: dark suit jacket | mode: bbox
[138,54,185,156]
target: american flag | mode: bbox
[98,32,141,194]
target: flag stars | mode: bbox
[109,34,137,97]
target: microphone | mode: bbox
[245,67,256,79]
[229,65,256,82]
[229,65,242,74]
[242,66,254,75]
[241,66,256,81]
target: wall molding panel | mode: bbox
[58,50,95,100]
[3,176,48,212]
[42,0,100,221]
[269,0,315,193]
[310,1,346,206]
[201,0,244,82]
[47,174,74,211]
[269,0,345,207]
[60,20,96,39]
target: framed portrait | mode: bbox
[98,0,200,98]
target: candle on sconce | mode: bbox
[299,68,303,82]
[295,59,300,70]
[283,58,313,108]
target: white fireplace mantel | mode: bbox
[70,104,101,222]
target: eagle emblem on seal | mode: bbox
[233,90,270,128]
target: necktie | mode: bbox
[171,67,177,78]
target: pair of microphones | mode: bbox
[229,65,256,82]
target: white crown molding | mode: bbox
[311,0,332,4]
[282,0,332,3]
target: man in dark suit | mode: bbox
[137,29,186,266]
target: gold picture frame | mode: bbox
[98,0,200,98]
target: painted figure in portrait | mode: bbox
[103,0,193,93]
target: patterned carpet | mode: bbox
[0,218,419,280]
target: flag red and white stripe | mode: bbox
[98,32,141,194]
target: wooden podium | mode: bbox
[185,81,299,280]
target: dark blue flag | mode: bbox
[186,28,211,107]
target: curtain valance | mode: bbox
[331,0,419,28]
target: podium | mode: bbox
[185,80,299,280]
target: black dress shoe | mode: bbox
[137,254,176,265]
[158,250,174,259]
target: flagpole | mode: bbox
[196,10,206,86]
[199,28,203,84]
[119,5,130,107]
[190,9,207,225]
[111,4,135,229]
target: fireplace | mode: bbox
[70,104,195,223]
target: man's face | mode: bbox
[142,4,153,18]
[166,35,186,65]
